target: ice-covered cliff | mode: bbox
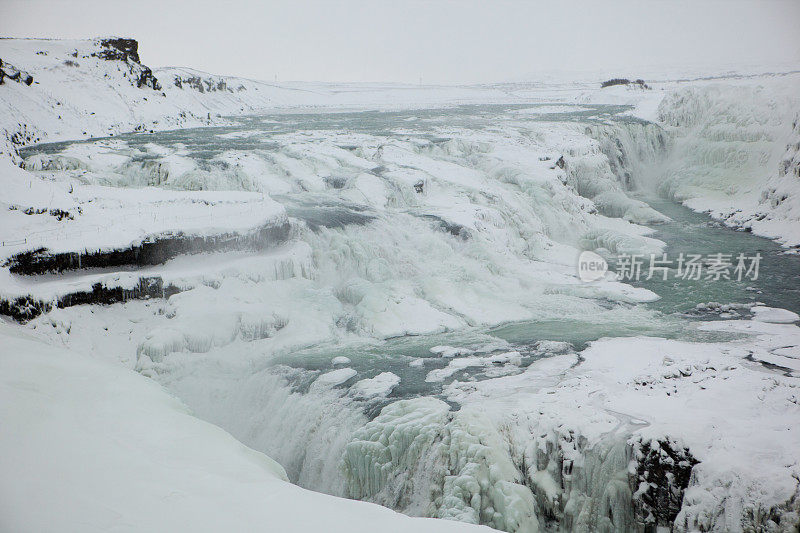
[655,78,800,247]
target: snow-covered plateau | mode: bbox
[1,37,799,532]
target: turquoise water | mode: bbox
[622,196,800,317]
[270,192,800,404]
[20,103,644,161]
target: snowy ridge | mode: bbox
[0,37,309,157]
[0,37,522,160]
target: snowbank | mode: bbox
[0,323,488,533]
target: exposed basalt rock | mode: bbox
[48,208,73,221]
[93,37,161,91]
[136,66,159,89]
[7,124,42,151]
[96,38,140,63]
[0,295,49,321]
[173,74,236,94]
[6,221,291,275]
[0,58,34,86]
[632,438,698,531]
[601,78,650,90]
[9,205,77,220]
[0,276,182,322]
[58,276,181,308]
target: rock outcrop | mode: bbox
[92,37,160,90]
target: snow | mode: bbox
[0,323,488,533]
[751,305,800,324]
[349,372,401,400]
[425,351,523,383]
[313,367,358,388]
[430,345,476,358]
[2,36,800,533]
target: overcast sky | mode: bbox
[2,0,799,83]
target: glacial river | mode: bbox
[20,103,800,480]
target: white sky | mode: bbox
[2,0,799,83]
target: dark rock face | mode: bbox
[6,221,291,275]
[632,438,698,531]
[96,38,140,63]
[0,58,34,87]
[137,66,160,90]
[0,277,181,322]
[93,37,160,90]
[601,78,650,90]
[173,74,235,94]
[57,276,181,308]
[1,221,292,321]
[0,295,49,321]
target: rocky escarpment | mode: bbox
[761,114,800,211]
[0,276,181,322]
[173,73,246,94]
[0,220,292,321]
[655,82,800,248]
[0,58,34,86]
[5,221,290,276]
[92,37,160,90]
[779,116,800,179]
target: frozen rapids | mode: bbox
[21,102,800,532]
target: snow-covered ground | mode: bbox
[0,322,489,533]
[1,37,799,532]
